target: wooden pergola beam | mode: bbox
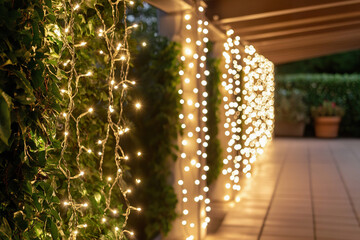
[253,28,360,50]
[232,11,360,36]
[242,20,360,41]
[269,43,360,64]
[261,37,360,64]
[209,0,360,24]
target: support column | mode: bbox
[158,3,209,239]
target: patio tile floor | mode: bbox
[207,138,360,240]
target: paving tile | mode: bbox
[316,228,360,240]
[261,236,311,240]
[208,139,360,240]
[262,225,314,238]
[217,225,261,235]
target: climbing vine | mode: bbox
[0,0,142,238]
[205,43,223,186]
[0,0,62,238]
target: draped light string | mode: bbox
[177,3,211,240]
[241,45,275,173]
[221,31,275,199]
[220,30,243,201]
[56,0,141,239]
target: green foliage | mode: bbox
[311,101,345,118]
[127,37,181,239]
[205,49,223,186]
[275,89,308,123]
[0,0,63,238]
[276,49,360,74]
[276,74,360,136]
[0,0,140,238]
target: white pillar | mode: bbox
[158,6,208,240]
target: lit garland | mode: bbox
[241,45,275,174]
[55,0,141,239]
[221,30,275,200]
[177,3,211,239]
[221,30,243,201]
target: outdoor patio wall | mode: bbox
[276,74,360,137]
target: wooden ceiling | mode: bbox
[206,0,360,64]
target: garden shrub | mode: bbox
[276,74,360,136]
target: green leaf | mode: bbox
[50,219,58,239]
[13,211,28,231]
[50,209,61,221]
[38,151,46,167]
[0,217,12,239]
[14,70,36,104]
[0,90,12,145]
[31,69,43,88]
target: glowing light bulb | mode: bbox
[117,43,122,50]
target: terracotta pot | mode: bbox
[275,121,305,137]
[314,116,341,138]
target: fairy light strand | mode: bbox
[177,3,211,239]
[221,31,275,199]
[56,0,141,239]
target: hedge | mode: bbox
[276,74,360,137]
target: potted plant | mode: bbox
[311,101,345,138]
[275,88,308,137]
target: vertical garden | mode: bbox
[0,1,224,239]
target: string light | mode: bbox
[241,45,274,172]
[221,31,274,196]
[56,1,142,239]
[177,3,211,239]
